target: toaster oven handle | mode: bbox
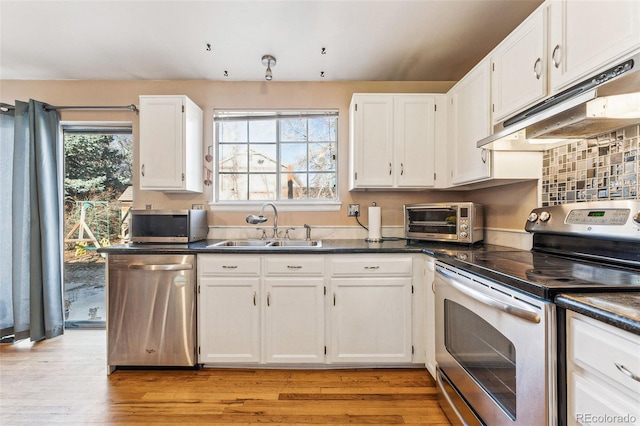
[128,264,193,271]
[437,267,541,324]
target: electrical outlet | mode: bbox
[348,204,360,217]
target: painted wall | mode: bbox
[1,79,538,231]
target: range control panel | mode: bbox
[525,200,640,241]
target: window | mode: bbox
[215,110,338,202]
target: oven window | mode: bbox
[444,300,517,420]
[407,208,457,235]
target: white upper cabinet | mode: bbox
[491,6,547,123]
[139,95,203,193]
[448,58,543,187]
[548,0,640,93]
[349,94,441,190]
[449,59,492,185]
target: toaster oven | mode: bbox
[404,202,483,243]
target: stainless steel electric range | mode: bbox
[434,200,640,426]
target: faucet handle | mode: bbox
[283,228,296,240]
[256,227,268,240]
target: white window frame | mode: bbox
[210,110,341,212]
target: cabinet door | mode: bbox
[198,277,260,363]
[349,95,394,189]
[450,60,492,185]
[549,0,640,92]
[330,277,412,363]
[394,96,436,187]
[139,96,185,190]
[264,277,325,363]
[491,6,547,123]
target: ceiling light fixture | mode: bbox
[261,55,276,81]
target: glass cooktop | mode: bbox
[437,248,640,300]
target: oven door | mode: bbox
[435,262,556,426]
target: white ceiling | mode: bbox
[0,0,544,82]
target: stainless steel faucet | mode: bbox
[246,202,279,239]
[304,223,311,241]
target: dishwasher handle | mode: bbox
[128,263,193,271]
[436,266,540,324]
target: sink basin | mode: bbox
[207,239,322,248]
[208,239,270,247]
[269,240,322,247]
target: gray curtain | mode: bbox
[0,99,64,342]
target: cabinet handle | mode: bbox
[253,292,257,306]
[389,162,392,175]
[615,363,640,383]
[141,164,145,177]
[481,149,488,164]
[333,292,336,306]
[552,45,561,69]
[287,265,302,269]
[533,58,542,80]
[400,163,404,176]
[222,265,238,269]
[267,292,271,307]
[364,266,380,270]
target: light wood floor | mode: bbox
[0,330,450,425]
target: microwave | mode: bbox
[404,202,483,244]
[130,209,208,243]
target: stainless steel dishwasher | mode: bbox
[107,254,196,372]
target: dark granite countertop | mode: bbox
[556,293,640,336]
[98,238,497,256]
[99,238,640,333]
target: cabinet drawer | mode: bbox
[569,315,640,396]
[330,257,413,276]
[264,256,324,276]
[198,255,261,275]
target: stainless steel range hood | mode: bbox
[478,52,640,151]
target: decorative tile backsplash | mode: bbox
[541,125,640,206]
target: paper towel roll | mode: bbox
[368,206,382,241]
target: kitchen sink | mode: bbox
[268,240,322,247]
[207,239,322,248]
[208,239,270,247]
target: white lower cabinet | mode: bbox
[566,310,640,426]
[328,256,414,364]
[198,256,261,363]
[263,257,325,364]
[198,253,423,367]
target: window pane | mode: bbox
[309,117,337,141]
[220,121,247,142]
[249,120,276,143]
[281,143,308,172]
[249,174,276,200]
[309,142,336,171]
[219,174,248,200]
[249,144,277,172]
[219,144,248,172]
[309,173,336,199]
[280,118,307,141]
[281,172,307,200]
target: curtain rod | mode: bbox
[0,103,139,114]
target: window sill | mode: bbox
[208,201,342,212]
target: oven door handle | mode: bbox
[437,267,541,324]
